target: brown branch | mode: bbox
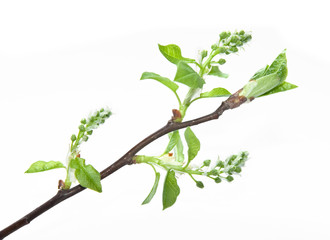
[0,90,247,239]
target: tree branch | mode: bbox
[0,90,247,239]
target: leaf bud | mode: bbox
[211,44,218,50]
[214,177,222,183]
[203,159,211,167]
[70,134,77,142]
[80,118,87,124]
[218,58,226,65]
[196,181,204,188]
[226,175,234,182]
[87,130,93,135]
[201,50,208,59]
[78,125,85,132]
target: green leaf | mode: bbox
[25,161,66,173]
[184,127,200,163]
[200,87,231,98]
[174,61,205,88]
[164,130,180,154]
[241,50,289,98]
[208,66,229,78]
[140,72,179,93]
[142,172,160,205]
[259,81,298,97]
[163,169,180,210]
[70,157,102,193]
[173,131,184,162]
[158,44,194,65]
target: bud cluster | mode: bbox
[70,108,111,152]
[205,151,248,183]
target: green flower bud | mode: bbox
[211,44,218,50]
[203,159,211,167]
[196,181,204,189]
[100,108,104,112]
[95,111,100,117]
[243,34,252,43]
[226,175,234,182]
[230,35,239,43]
[229,46,238,53]
[239,30,245,35]
[218,58,226,65]
[214,177,222,183]
[219,31,228,40]
[70,134,77,142]
[78,125,85,132]
[234,166,242,173]
[87,130,93,135]
[218,46,227,53]
[209,169,219,176]
[201,50,208,58]
[236,41,243,47]
[80,118,87,124]
[216,161,224,168]
[82,135,89,142]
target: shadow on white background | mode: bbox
[0,1,329,239]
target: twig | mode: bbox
[0,90,247,239]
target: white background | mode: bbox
[0,1,329,239]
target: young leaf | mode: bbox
[208,66,229,78]
[174,131,184,162]
[158,44,194,65]
[140,72,179,93]
[70,157,102,193]
[25,161,66,173]
[142,172,160,205]
[164,130,180,154]
[199,87,231,98]
[184,127,200,163]
[259,81,298,97]
[163,169,180,210]
[174,61,205,88]
[241,50,289,98]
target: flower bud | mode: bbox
[82,135,89,142]
[100,108,104,112]
[214,177,222,183]
[239,30,245,35]
[234,166,242,173]
[211,44,218,50]
[80,118,87,124]
[203,159,211,167]
[216,161,224,168]
[78,125,85,132]
[219,31,228,40]
[71,134,77,142]
[218,58,226,65]
[209,169,219,176]
[201,50,208,58]
[229,46,238,53]
[87,130,93,135]
[230,35,239,43]
[218,46,227,53]
[196,181,204,188]
[226,175,234,182]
